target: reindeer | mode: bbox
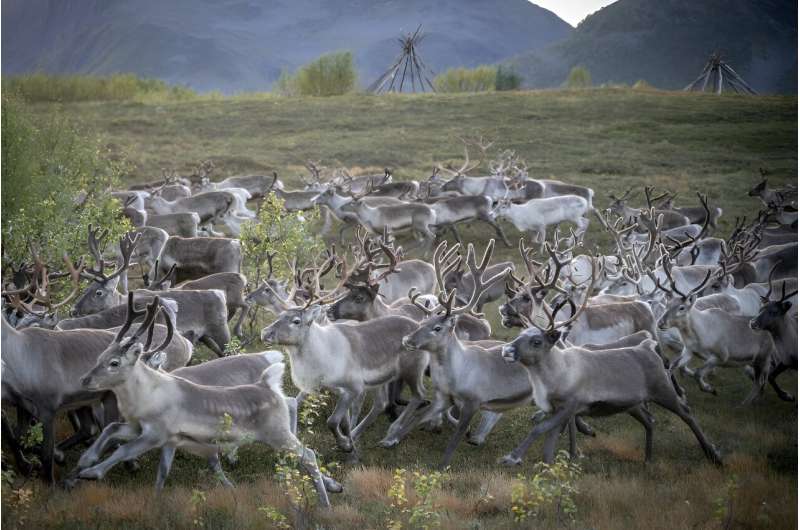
[340,193,437,253]
[656,266,777,403]
[384,240,538,467]
[749,279,798,401]
[606,187,691,230]
[59,289,231,357]
[327,241,491,341]
[260,262,429,452]
[428,195,512,246]
[268,172,320,211]
[501,242,661,351]
[490,195,590,247]
[156,236,241,284]
[1,265,191,483]
[68,297,339,505]
[72,228,142,316]
[656,191,723,231]
[146,261,250,338]
[145,189,235,225]
[443,254,515,314]
[499,285,722,466]
[145,212,201,238]
[310,185,405,242]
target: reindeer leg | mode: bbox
[71,422,140,477]
[200,336,225,357]
[483,218,511,247]
[2,411,33,476]
[742,355,769,405]
[233,304,250,338]
[208,452,234,488]
[467,411,503,446]
[78,431,163,481]
[327,389,357,452]
[440,401,479,469]
[448,224,463,245]
[155,444,177,490]
[694,357,719,395]
[768,363,794,401]
[542,418,567,464]
[351,387,389,440]
[499,404,576,466]
[653,394,722,466]
[628,406,654,462]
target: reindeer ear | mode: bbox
[686,294,697,306]
[780,301,793,314]
[302,305,325,325]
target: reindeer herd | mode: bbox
[1,145,797,508]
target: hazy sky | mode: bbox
[532,0,618,26]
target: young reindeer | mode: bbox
[499,276,723,467]
[749,279,798,401]
[260,256,429,452]
[490,195,590,248]
[657,265,778,403]
[70,296,339,505]
[388,240,533,467]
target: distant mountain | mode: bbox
[2,0,572,93]
[509,0,797,94]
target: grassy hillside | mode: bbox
[6,89,798,529]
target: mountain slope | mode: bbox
[2,0,572,93]
[509,0,797,94]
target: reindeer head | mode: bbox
[750,265,797,332]
[656,265,712,331]
[80,294,175,390]
[72,228,141,316]
[501,264,595,366]
[403,240,509,354]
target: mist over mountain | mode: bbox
[2,0,572,93]
[509,0,797,94]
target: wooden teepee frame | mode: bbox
[684,52,757,95]
[368,25,436,94]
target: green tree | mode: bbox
[276,51,357,97]
[565,65,592,89]
[434,66,497,93]
[1,96,131,270]
[495,65,522,91]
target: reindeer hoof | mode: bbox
[377,438,399,448]
[498,454,523,466]
[78,467,102,481]
[323,476,343,493]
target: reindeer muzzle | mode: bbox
[501,344,518,363]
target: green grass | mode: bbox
[5,88,798,529]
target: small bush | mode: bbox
[275,52,357,97]
[495,65,522,91]
[511,451,581,524]
[434,65,497,93]
[565,65,592,89]
[3,73,197,103]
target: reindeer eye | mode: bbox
[109,359,120,368]
[95,290,104,297]
[679,305,686,311]
[291,317,301,325]
[433,325,442,332]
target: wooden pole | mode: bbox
[716,65,723,94]
[721,63,758,94]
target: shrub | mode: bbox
[434,65,497,93]
[275,52,357,97]
[387,468,443,529]
[565,65,592,89]
[1,96,131,271]
[239,194,324,286]
[495,65,522,91]
[511,451,581,524]
[3,73,196,103]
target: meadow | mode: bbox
[4,88,798,529]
